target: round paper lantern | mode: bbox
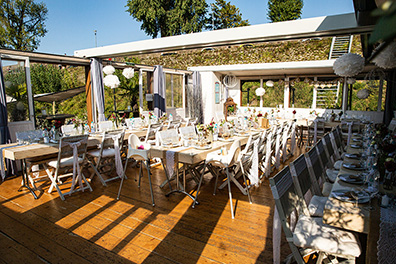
[103,74,120,89]
[122,68,135,79]
[223,74,238,87]
[372,41,396,69]
[333,53,365,77]
[103,65,116,75]
[255,87,265,96]
[357,89,370,99]
[266,80,274,87]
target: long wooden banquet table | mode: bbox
[322,141,391,264]
[149,134,251,201]
[1,129,147,199]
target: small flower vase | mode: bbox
[208,131,213,143]
[112,121,116,130]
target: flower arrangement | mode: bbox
[51,120,62,129]
[292,110,297,115]
[72,118,80,129]
[159,113,167,122]
[309,110,318,116]
[109,113,117,123]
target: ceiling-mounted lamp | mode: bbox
[266,80,274,87]
[256,79,266,108]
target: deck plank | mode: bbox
[0,146,302,263]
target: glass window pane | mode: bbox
[173,74,183,108]
[165,74,173,108]
[3,60,30,122]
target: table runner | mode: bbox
[378,207,396,264]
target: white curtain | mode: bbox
[90,58,106,121]
[154,65,166,117]
[192,71,203,124]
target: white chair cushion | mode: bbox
[87,148,117,158]
[322,182,333,197]
[206,151,230,167]
[334,160,343,170]
[48,157,84,168]
[326,169,339,183]
[308,195,328,217]
[293,215,361,257]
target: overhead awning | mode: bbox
[34,86,85,103]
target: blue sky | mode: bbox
[37,0,355,56]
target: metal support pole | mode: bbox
[342,77,348,113]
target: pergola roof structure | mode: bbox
[74,13,374,59]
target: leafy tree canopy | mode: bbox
[0,0,48,51]
[126,0,208,38]
[207,0,249,30]
[267,0,303,23]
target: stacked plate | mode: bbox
[338,174,365,185]
[343,163,365,171]
[331,189,370,203]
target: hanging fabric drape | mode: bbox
[192,71,203,124]
[90,58,106,122]
[153,65,166,117]
[0,58,15,180]
[85,70,93,126]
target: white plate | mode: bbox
[343,163,365,171]
[350,144,362,149]
[162,143,181,148]
[194,145,212,150]
[218,137,234,142]
[345,153,361,159]
[331,189,370,203]
[338,174,364,185]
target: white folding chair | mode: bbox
[144,123,163,145]
[193,140,242,219]
[269,167,361,264]
[117,134,155,206]
[45,134,92,200]
[61,124,76,136]
[179,126,197,141]
[16,130,47,189]
[98,120,114,132]
[87,129,125,186]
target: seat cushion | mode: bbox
[322,182,333,197]
[48,157,84,168]
[326,169,339,183]
[334,160,343,170]
[87,148,117,158]
[293,215,361,257]
[308,195,328,217]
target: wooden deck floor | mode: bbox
[0,152,301,263]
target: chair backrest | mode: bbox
[179,126,196,139]
[145,123,162,142]
[316,139,330,169]
[305,146,324,195]
[227,139,241,167]
[98,121,113,132]
[167,120,181,130]
[323,133,335,161]
[157,129,179,145]
[16,129,43,143]
[61,124,76,136]
[97,129,125,157]
[57,134,89,166]
[125,118,143,129]
[269,166,308,236]
[187,117,198,126]
[289,154,312,201]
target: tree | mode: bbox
[0,0,48,51]
[267,0,303,23]
[126,0,208,38]
[207,0,249,30]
